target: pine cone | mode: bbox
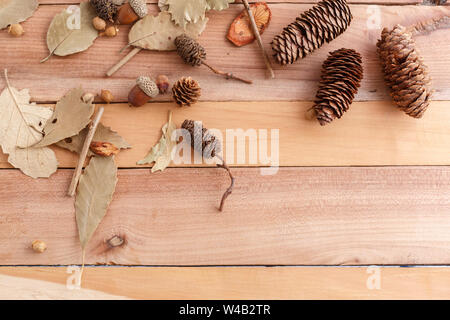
[271,0,352,65]
[172,77,201,107]
[377,25,433,118]
[175,35,206,67]
[181,120,222,158]
[90,0,117,22]
[313,48,363,126]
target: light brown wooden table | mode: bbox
[0,0,449,299]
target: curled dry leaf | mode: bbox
[90,141,119,157]
[137,111,177,173]
[0,0,38,29]
[227,2,271,47]
[56,122,131,156]
[127,11,208,51]
[0,70,58,179]
[42,2,98,62]
[33,87,94,148]
[75,156,118,250]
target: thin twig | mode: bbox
[67,107,104,197]
[241,0,275,79]
[201,61,253,84]
[408,15,450,36]
[216,155,235,212]
[106,47,142,77]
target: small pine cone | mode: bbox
[172,77,201,107]
[377,25,433,118]
[90,0,117,22]
[175,35,206,67]
[313,48,363,126]
[181,120,222,159]
[271,0,352,65]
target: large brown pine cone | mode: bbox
[175,35,206,67]
[172,77,201,107]
[271,0,352,65]
[181,120,222,159]
[377,25,433,118]
[90,0,117,22]
[313,48,363,126]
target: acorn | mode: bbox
[117,0,148,25]
[128,76,159,107]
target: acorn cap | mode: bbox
[129,0,148,18]
[137,76,159,98]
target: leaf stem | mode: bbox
[3,69,41,140]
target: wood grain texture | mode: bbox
[1,4,448,102]
[37,1,424,5]
[1,167,450,266]
[1,101,449,168]
[1,266,450,299]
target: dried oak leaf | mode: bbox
[227,2,271,47]
[137,111,176,173]
[42,2,98,62]
[76,156,118,250]
[0,71,57,178]
[167,0,232,29]
[127,11,208,51]
[33,87,94,148]
[0,0,38,29]
[56,122,131,156]
[206,0,234,11]
[158,0,169,12]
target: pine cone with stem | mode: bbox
[172,77,201,107]
[90,0,118,22]
[377,24,433,118]
[181,119,233,212]
[271,0,352,65]
[175,35,206,67]
[181,120,222,159]
[312,48,363,126]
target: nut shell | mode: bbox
[137,76,159,98]
[32,240,47,253]
[8,23,24,37]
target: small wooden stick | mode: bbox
[202,61,253,84]
[106,47,141,77]
[242,0,275,79]
[67,107,105,197]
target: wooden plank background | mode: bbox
[2,267,450,300]
[1,167,450,266]
[1,0,449,299]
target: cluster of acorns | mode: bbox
[128,75,202,108]
[90,0,148,37]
